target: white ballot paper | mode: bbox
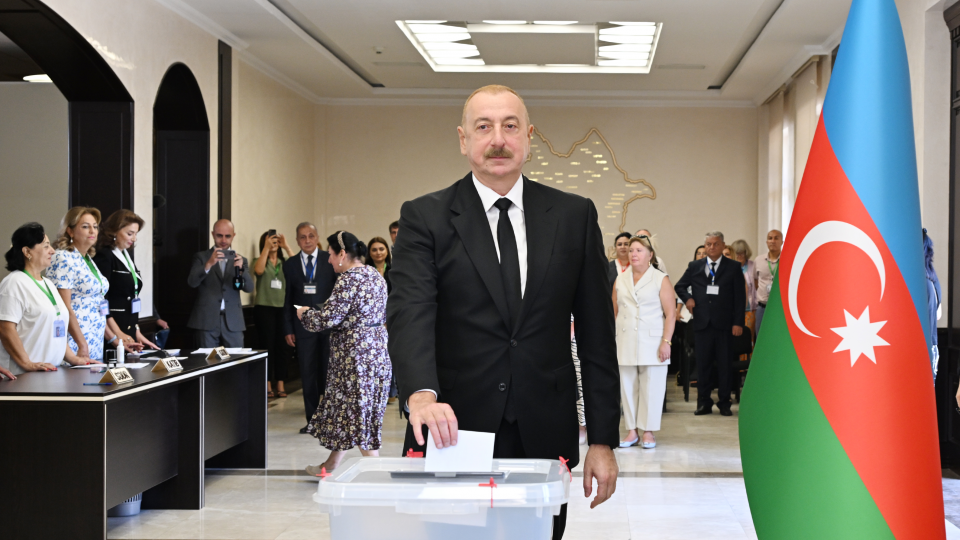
[424,429,495,473]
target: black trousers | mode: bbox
[403,417,568,540]
[295,331,330,423]
[254,305,288,384]
[694,327,731,409]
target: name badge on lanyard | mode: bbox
[304,284,317,295]
[707,285,720,295]
[271,278,282,290]
[54,319,66,338]
[99,300,110,317]
[131,298,142,314]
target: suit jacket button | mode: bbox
[510,339,518,347]
[499,383,507,391]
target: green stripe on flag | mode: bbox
[740,277,893,538]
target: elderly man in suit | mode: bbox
[283,222,337,434]
[387,85,620,540]
[187,219,254,347]
[674,231,745,416]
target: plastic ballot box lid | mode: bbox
[314,457,571,540]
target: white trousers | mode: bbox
[620,364,668,432]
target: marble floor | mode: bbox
[108,383,960,539]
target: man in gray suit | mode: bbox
[187,219,254,347]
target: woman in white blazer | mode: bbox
[613,235,676,449]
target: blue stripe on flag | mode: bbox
[821,0,929,345]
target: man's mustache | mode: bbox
[484,147,514,158]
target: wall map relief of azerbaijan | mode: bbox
[525,127,656,237]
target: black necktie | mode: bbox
[710,262,716,282]
[306,254,315,281]
[494,198,521,327]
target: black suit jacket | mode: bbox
[386,173,621,467]
[282,251,337,337]
[93,249,143,335]
[674,258,746,332]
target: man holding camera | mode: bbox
[187,219,254,347]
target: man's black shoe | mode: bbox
[719,408,733,417]
[299,425,309,434]
[694,405,713,416]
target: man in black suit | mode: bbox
[283,222,337,433]
[387,85,620,540]
[674,232,745,416]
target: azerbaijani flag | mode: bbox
[739,0,944,538]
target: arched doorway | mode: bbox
[0,0,133,217]
[153,63,210,349]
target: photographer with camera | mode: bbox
[187,219,254,347]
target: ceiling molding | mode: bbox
[751,24,843,105]
[236,51,325,104]
[151,0,250,50]
[370,87,728,99]
[319,96,756,108]
[252,0,372,89]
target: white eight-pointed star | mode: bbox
[830,306,890,367]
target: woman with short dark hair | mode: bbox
[0,223,92,379]
[297,230,391,473]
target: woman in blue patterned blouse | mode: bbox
[47,207,115,361]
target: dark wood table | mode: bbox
[0,351,267,540]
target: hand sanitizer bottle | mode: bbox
[117,341,125,366]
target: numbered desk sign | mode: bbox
[99,367,134,385]
[206,346,231,361]
[151,358,183,373]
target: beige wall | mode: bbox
[0,83,68,280]
[895,0,953,327]
[232,60,324,303]
[320,104,758,277]
[45,0,220,316]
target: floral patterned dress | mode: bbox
[303,265,391,451]
[47,249,110,360]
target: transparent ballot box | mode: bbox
[314,457,571,540]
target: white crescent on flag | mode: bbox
[787,221,886,338]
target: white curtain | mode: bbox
[757,55,832,246]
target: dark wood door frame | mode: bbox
[0,0,134,216]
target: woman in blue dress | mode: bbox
[47,207,111,361]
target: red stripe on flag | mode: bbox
[778,118,943,539]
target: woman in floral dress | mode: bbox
[297,230,391,473]
[47,207,110,361]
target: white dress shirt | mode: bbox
[472,174,528,297]
[704,255,722,281]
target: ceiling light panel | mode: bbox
[396,21,662,74]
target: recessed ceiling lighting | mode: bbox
[415,33,472,42]
[598,35,655,44]
[599,25,657,36]
[23,74,52,83]
[396,20,661,73]
[599,44,653,53]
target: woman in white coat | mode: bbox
[613,236,676,449]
